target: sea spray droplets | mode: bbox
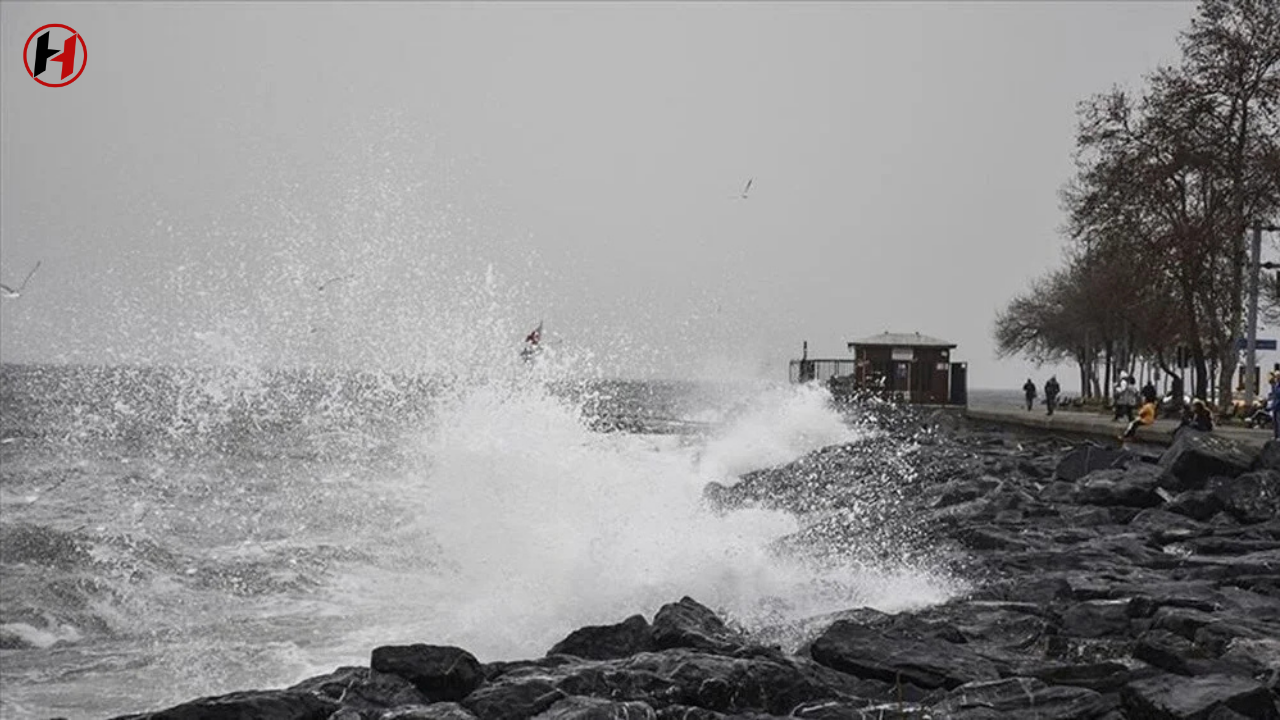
[328,377,961,663]
[697,382,862,482]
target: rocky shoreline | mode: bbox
[106,409,1279,720]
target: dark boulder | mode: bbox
[381,704,479,720]
[933,677,1112,719]
[1129,509,1213,544]
[1120,673,1278,719]
[289,667,428,712]
[1055,444,1135,482]
[650,597,746,654]
[1252,439,1280,472]
[108,690,335,720]
[1207,471,1280,524]
[1218,637,1280,683]
[462,677,566,720]
[1158,432,1253,492]
[809,619,999,690]
[549,615,654,660]
[1132,630,1212,676]
[614,650,859,715]
[1023,661,1132,693]
[371,645,484,702]
[1076,465,1164,508]
[1060,599,1134,639]
[1165,490,1225,523]
[533,696,656,720]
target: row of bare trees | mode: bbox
[996,0,1280,404]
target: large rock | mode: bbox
[1158,432,1253,492]
[548,615,654,660]
[933,677,1111,719]
[462,677,566,720]
[1023,662,1132,693]
[650,597,746,654]
[381,704,479,720]
[533,696,656,720]
[1129,509,1213,544]
[1252,439,1280,472]
[809,619,1000,690]
[1060,599,1134,639]
[371,645,484,702]
[109,690,336,720]
[1164,490,1224,522]
[1132,630,1212,676]
[1055,444,1135,482]
[1120,673,1278,719]
[1076,465,1164,508]
[1206,470,1280,524]
[549,649,861,715]
[290,667,428,712]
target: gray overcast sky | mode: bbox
[2,2,1204,387]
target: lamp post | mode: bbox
[1245,222,1280,406]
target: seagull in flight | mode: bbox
[0,262,41,299]
[317,274,355,292]
[731,178,753,200]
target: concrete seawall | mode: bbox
[964,405,1271,452]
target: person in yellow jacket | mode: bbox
[1120,399,1157,440]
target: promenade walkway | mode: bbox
[964,400,1272,452]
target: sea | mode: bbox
[0,361,963,719]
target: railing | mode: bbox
[788,359,856,384]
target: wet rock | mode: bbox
[380,704,478,720]
[1120,673,1278,719]
[933,677,1112,719]
[792,701,931,719]
[109,690,336,720]
[290,667,428,712]
[549,615,654,660]
[1219,637,1280,685]
[1129,509,1213,544]
[1207,471,1280,524]
[462,677,566,720]
[534,696,656,720]
[971,577,1074,605]
[1132,630,1214,676]
[1158,432,1253,492]
[1023,661,1132,693]
[616,649,860,715]
[1252,439,1280,472]
[1060,599,1134,639]
[1055,444,1134,482]
[370,645,484,702]
[652,706,725,720]
[1076,466,1163,508]
[650,597,747,654]
[927,476,1001,509]
[1164,490,1224,523]
[809,619,1000,690]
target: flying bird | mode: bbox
[317,274,355,292]
[731,178,753,200]
[0,261,41,299]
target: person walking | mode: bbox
[1114,376,1138,422]
[1044,376,1060,416]
[1023,378,1037,411]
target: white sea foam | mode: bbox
[320,374,959,663]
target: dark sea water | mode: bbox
[0,363,958,719]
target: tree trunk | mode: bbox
[1104,343,1113,399]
